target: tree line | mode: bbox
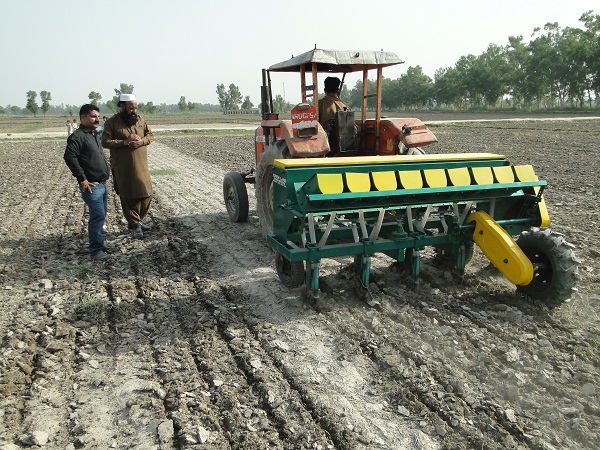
[5,11,597,116]
[340,11,600,111]
[215,83,254,112]
[5,83,259,116]
[2,83,221,117]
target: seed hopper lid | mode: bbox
[268,48,404,73]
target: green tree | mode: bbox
[580,11,600,101]
[26,91,39,116]
[228,83,242,110]
[272,94,292,114]
[557,25,589,107]
[241,95,254,109]
[381,77,401,110]
[216,83,231,112]
[40,90,52,115]
[178,96,187,112]
[453,54,484,106]
[473,44,511,108]
[347,78,377,110]
[506,35,531,108]
[216,83,244,112]
[397,66,433,109]
[433,67,463,108]
[187,101,198,112]
[527,27,558,108]
[88,91,102,105]
[138,101,156,114]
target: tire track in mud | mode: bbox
[0,140,178,448]
[356,258,600,449]
[120,228,327,449]
[148,141,442,449]
[0,141,86,447]
[324,293,537,449]
[149,136,600,450]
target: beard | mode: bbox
[121,110,138,126]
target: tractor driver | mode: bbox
[318,76,348,132]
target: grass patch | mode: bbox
[74,296,108,323]
[74,295,129,324]
[573,335,600,362]
[73,263,94,280]
[19,122,47,133]
[150,168,178,176]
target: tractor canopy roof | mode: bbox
[268,48,404,73]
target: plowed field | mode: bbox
[1,117,599,449]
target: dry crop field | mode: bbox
[0,115,599,449]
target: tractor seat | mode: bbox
[325,110,357,156]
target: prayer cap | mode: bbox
[119,93,136,102]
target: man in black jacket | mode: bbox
[64,104,112,261]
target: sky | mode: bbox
[1,0,598,109]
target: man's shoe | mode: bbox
[131,223,143,239]
[91,250,110,261]
[139,222,152,232]
[102,246,117,254]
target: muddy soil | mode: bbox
[0,118,599,450]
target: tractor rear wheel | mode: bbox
[223,172,249,222]
[275,253,305,288]
[255,143,290,238]
[516,228,580,308]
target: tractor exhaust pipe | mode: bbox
[261,69,273,119]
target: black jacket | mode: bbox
[64,125,110,183]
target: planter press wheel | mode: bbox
[516,228,580,308]
[275,253,305,288]
[223,172,249,222]
[255,142,289,238]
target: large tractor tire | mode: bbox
[255,142,290,238]
[516,228,580,308]
[223,172,249,222]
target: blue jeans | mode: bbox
[81,182,107,254]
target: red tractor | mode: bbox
[223,47,438,234]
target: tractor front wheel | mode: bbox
[516,228,580,308]
[223,172,249,222]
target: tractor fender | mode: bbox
[357,118,437,155]
[278,120,330,158]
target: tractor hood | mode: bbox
[268,48,404,73]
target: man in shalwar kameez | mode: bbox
[101,93,154,238]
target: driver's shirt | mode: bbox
[318,92,348,127]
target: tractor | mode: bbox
[223,48,579,308]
